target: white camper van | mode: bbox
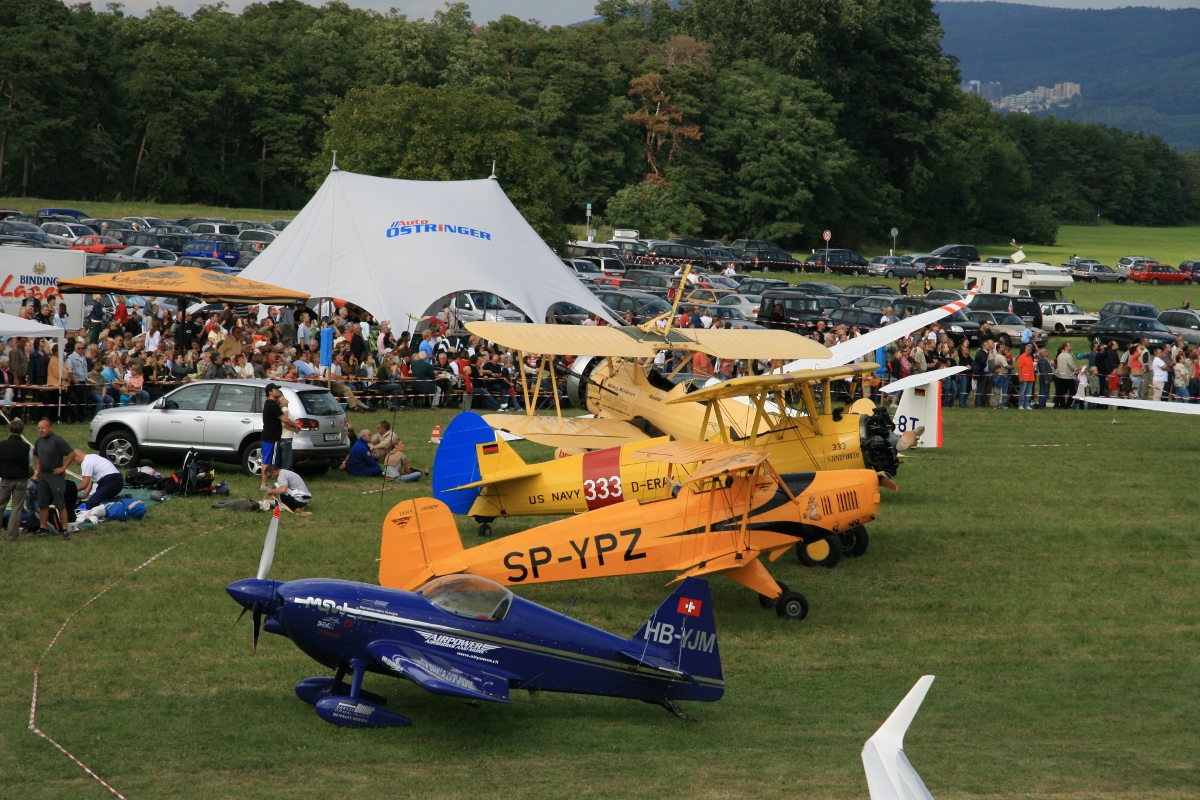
[964,263,1074,302]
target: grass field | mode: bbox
[3,404,1199,799]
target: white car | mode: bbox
[114,246,177,267]
[717,293,761,318]
[1115,256,1156,276]
[1039,302,1099,335]
[41,221,96,245]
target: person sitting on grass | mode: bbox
[262,464,311,511]
[340,429,382,477]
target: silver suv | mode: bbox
[87,379,350,476]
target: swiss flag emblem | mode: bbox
[677,597,702,617]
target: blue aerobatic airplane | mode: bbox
[227,506,725,727]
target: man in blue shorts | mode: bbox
[260,383,283,490]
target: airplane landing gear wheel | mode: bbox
[775,591,809,620]
[840,526,870,557]
[477,523,493,538]
[796,535,843,568]
[759,581,789,609]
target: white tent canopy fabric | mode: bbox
[0,312,67,342]
[240,170,618,330]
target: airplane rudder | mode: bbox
[378,498,463,590]
[634,577,723,689]
[431,411,495,513]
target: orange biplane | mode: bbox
[382,442,893,620]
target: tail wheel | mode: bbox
[775,591,809,620]
[796,534,844,568]
[840,526,870,557]
[759,581,788,609]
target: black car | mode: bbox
[729,238,785,256]
[547,301,591,325]
[796,281,845,296]
[969,293,1043,329]
[925,256,969,278]
[742,248,803,272]
[178,256,236,272]
[670,237,725,249]
[1088,316,1175,347]
[1099,300,1161,322]
[929,244,980,262]
[593,289,674,324]
[629,272,674,298]
[827,306,885,331]
[804,248,869,275]
[86,256,151,274]
[842,284,897,297]
[736,276,791,295]
[758,291,834,331]
[637,242,722,270]
[0,234,46,248]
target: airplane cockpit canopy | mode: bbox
[419,574,514,621]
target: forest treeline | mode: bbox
[3,0,1199,248]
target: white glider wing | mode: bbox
[881,366,968,395]
[1076,391,1200,415]
[783,288,979,374]
[862,675,936,800]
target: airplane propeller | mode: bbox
[233,505,280,652]
[895,426,925,452]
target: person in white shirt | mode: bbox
[723,265,737,277]
[1150,346,1169,401]
[71,449,124,508]
[263,464,311,510]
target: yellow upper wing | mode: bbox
[670,362,880,404]
[466,321,832,360]
[480,414,650,450]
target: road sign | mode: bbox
[822,230,831,242]
[890,227,899,238]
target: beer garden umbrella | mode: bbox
[56,266,309,304]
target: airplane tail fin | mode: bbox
[378,499,464,591]
[432,411,500,513]
[627,577,723,701]
[862,675,936,800]
[894,382,940,448]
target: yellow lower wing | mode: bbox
[481,414,650,450]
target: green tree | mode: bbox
[606,170,704,238]
[317,83,569,245]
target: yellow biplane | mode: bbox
[387,441,893,620]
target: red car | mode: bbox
[1128,262,1193,285]
[70,235,125,254]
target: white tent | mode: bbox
[240,169,618,329]
[0,312,67,343]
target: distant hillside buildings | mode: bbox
[961,80,1081,112]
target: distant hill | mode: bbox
[937,2,1200,150]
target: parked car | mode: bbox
[1039,302,1099,335]
[867,255,923,278]
[270,219,291,230]
[605,238,651,261]
[1062,257,1102,270]
[565,241,623,261]
[1128,263,1192,285]
[693,304,762,329]
[562,258,605,283]
[594,289,673,324]
[966,311,1047,348]
[578,255,627,276]
[795,281,846,297]
[150,224,193,236]
[1178,259,1200,276]
[178,256,237,273]
[852,296,902,311]
[184,237,241,267]
[0,235,46,248]
[37,207,89,221]
[545,301,591,325]
[717,293,761,319]
[234,220,274,232]
[188,221,240,236]
[742,248,803,272]
[238,229,278,245]
[737,277,790,296]
[124,231,191,254]
[827,306,885,331]
[1115,256,1157,276]
[1156,308,1200,346]
[1070,263,1123,283]
[928,244,980,262]
[804,248,869,275]
[924,256,969,278]
[758,291,834,330]
[1099,300,1160,322]
[729,238,785,256]
[925,289,967,303]
[842,284,897,297]
[123,215,169,231]
[629,273,673,297]
[447,292,526,324]
[969,293,1043,328]
[85,256,151,274]
[981,256,1014,265]
[88,379,350,475]
[680,287,735,305]
[3,221,67,247]
[637,242,723,270]
[71,235,126,255]
[591,276,636,290]
[1088,316,1175,347]
[670,237,726,249]
[115,246,177,267]
[81,218,136,241]
[40,221,96,244]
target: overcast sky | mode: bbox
[107,0,1200,22]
